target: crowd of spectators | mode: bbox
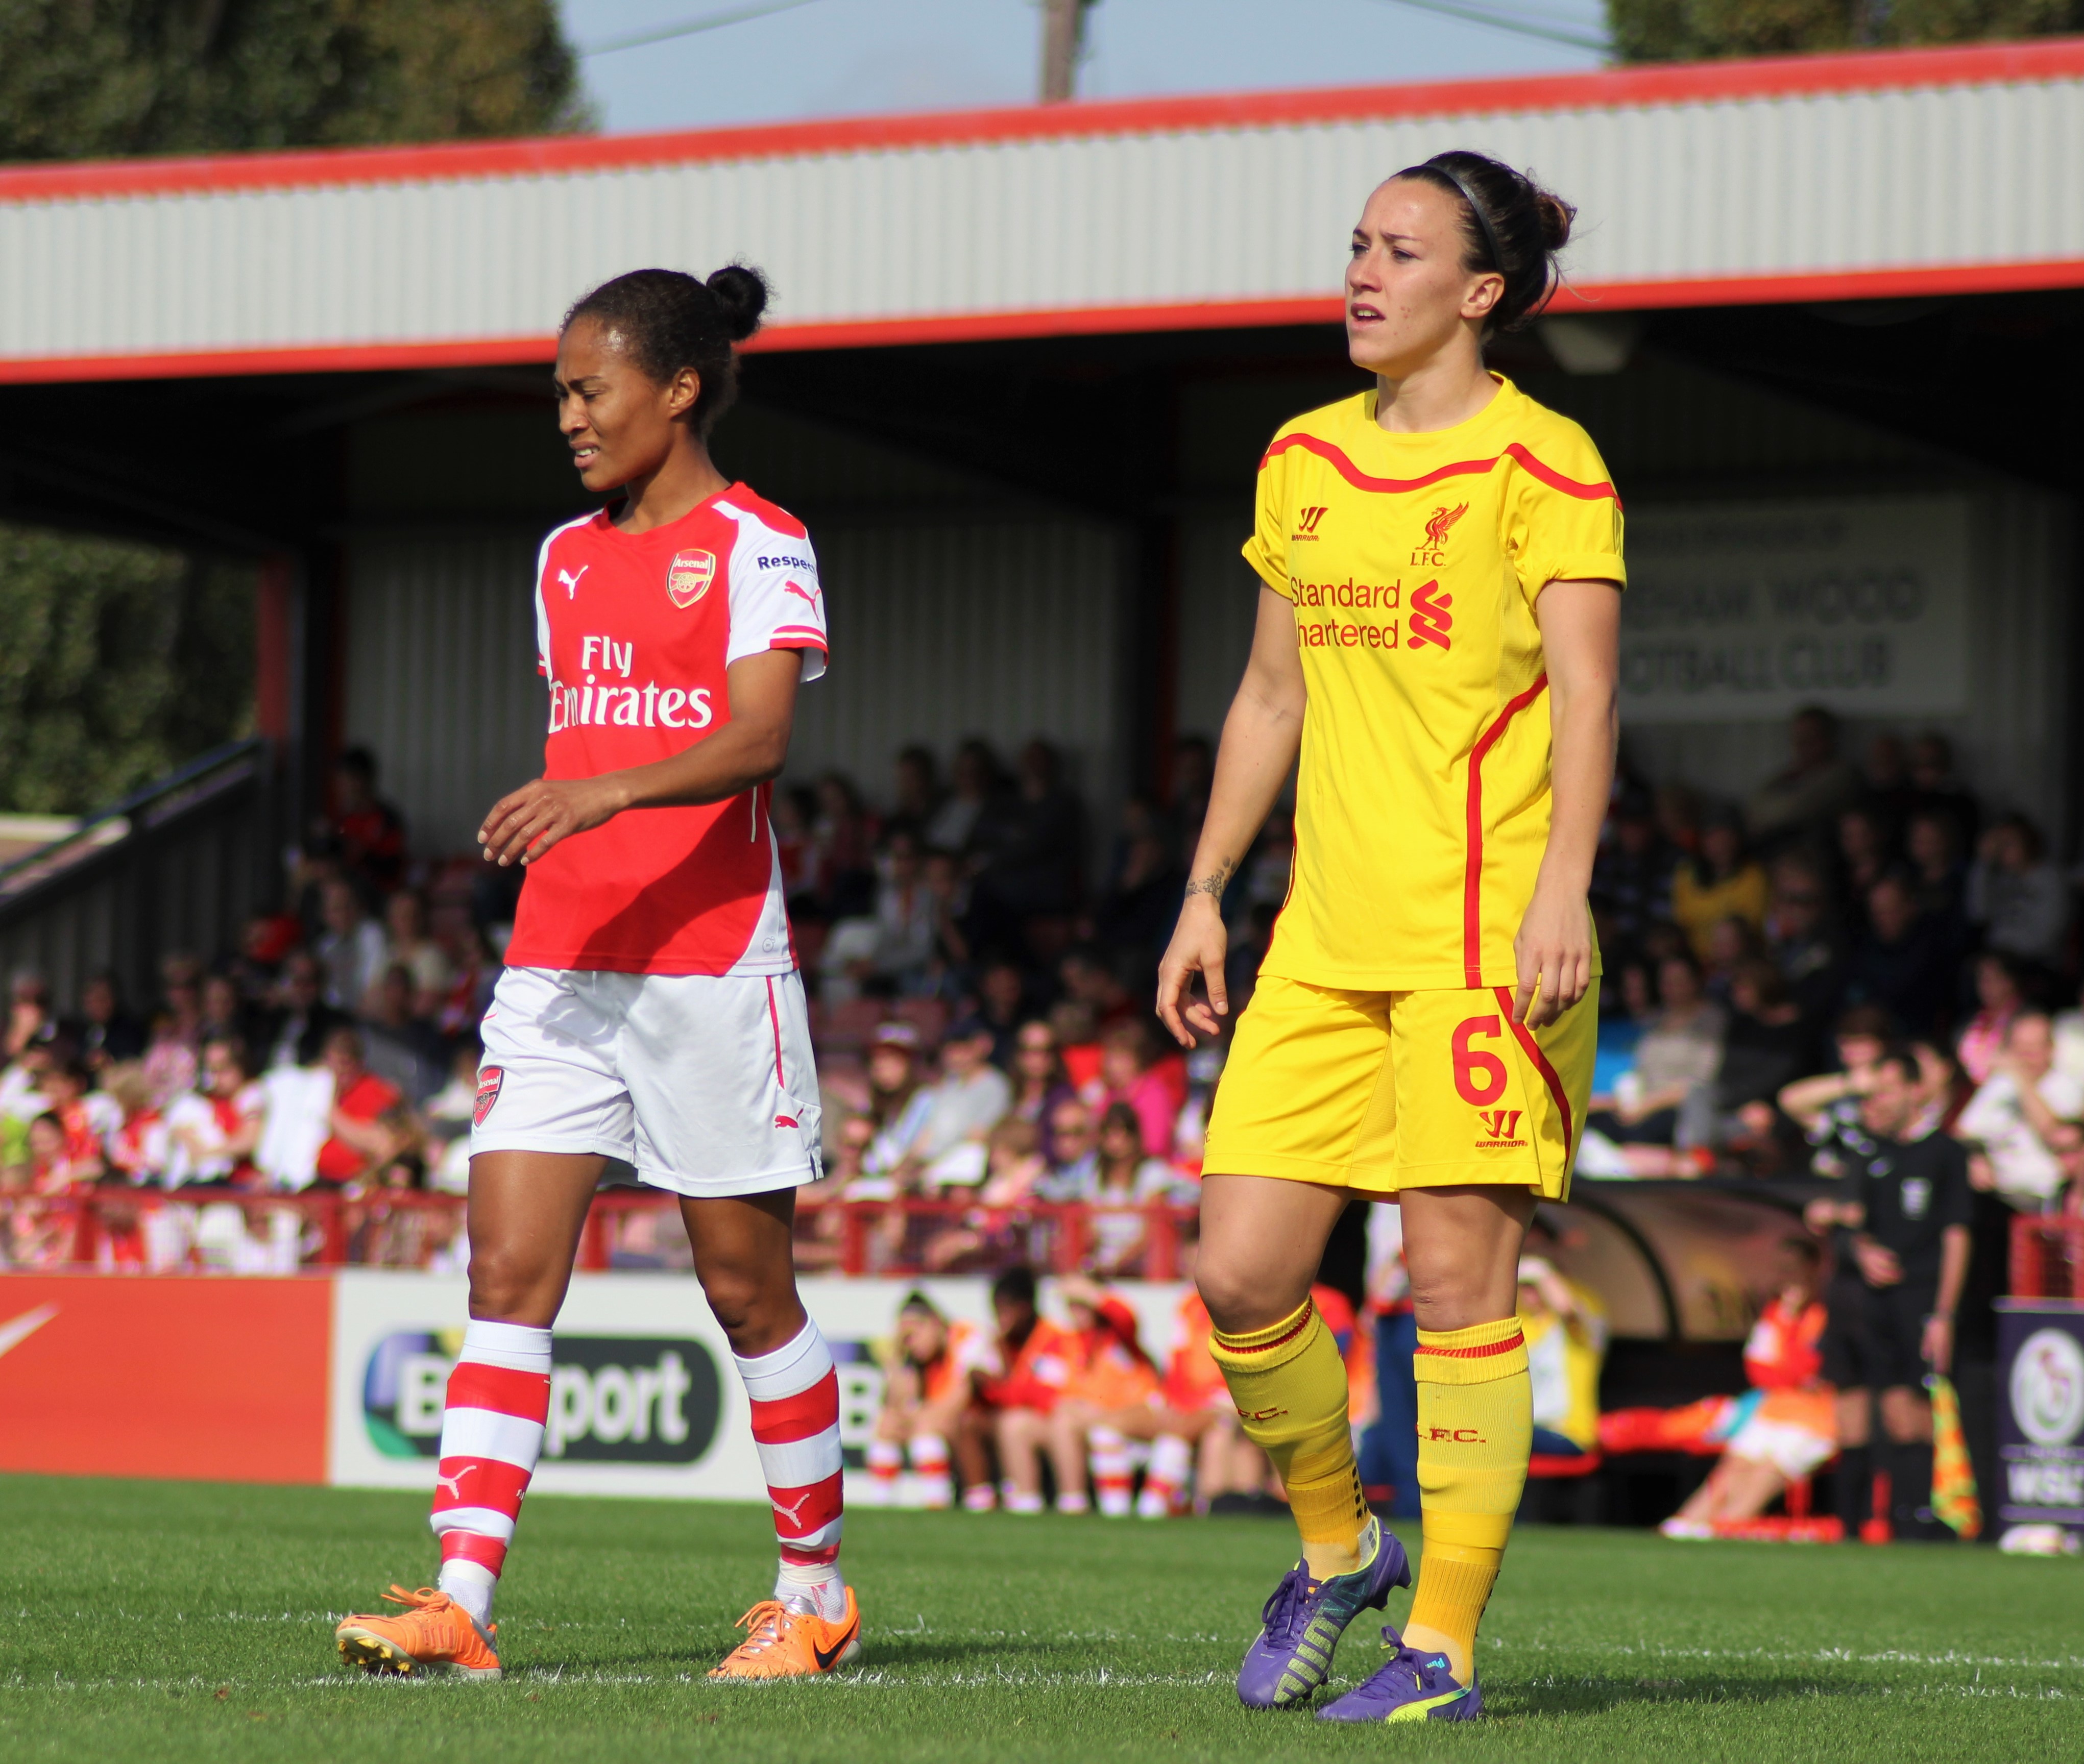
[1587,709,2084,1213]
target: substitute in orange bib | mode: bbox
[333,265,858,1686]
[1156,150,1622,1724]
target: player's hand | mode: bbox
[478,775,627,866]
[1922,1313,1954,1376]
[1156,894,1229,1048]
[1853,1237,1903,1288]
[1511,884,1594,1028]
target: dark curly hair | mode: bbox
[561,264,770,435]
[1392,151,1575,335]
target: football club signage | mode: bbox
[1617,495,1971,723]
[1995,1300,2084,1552]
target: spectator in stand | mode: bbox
[1861,732,1916,840]
[311,1025,406,1189]
[1587,951,1724,1148]
[1746,704,1860,853]
[1778,1006,1897,1181]
[918,847,973,994]
[21,1112,86,1193]
[1671,810,1768,964]
[198,971,262,1052]
[1832,805,1894,938]
[1043,1096,1099,1195]
[1590,788,1677,959]
[379,889,453,1021]
[975,957,1029,1069]
[1084,1018,1182,1160]
[1051,998,1102,1093]
[36,1058,106,1187]
[1763,853,1846,1033]
[926,738,1002,857]
[1717,957,1810,1154]
[1955,952,2027,1087]
[989,1268,1089,1515]
[1165,733,1215,860]
[1954,1011,2084,1210]
[2053,974,2084,1088]
[772,784,821,910]
[265,950,351,1071]
[1045,1101,1189,1277]
[227,909,301,1008]
[1701,914,1765,1008]
[74,971,146,1072]
[1059,944,1136,1034]
[1842,873,1953,1042]
[1050,1282,1166,1516]
[972,739,1086,950]
[102,1062,167,1186]
[1904,808,1970,960]
[313,878,387,1015]
[1907,732,1981,846]
[165,1036,265,1190]
[1968,812,2068,972]
[1805,1048,1973,1539]
[331,746,406,898]
[855,1023,930,1191]
[360,963,448,1103]
[1096,808,1184,972]
[882,745,943,848]
[1006,1020,1077,1159]
[813,772,878,919]
[863,830,937,995]
[140,974,203,1111]
[895,1018,1011,1192]
[920,1116,1052,1272]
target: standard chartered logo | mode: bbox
[362,1330,721,1464]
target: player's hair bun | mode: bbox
[1392,151,1576,334]
[561,263,774,435]
[705,264,769,344]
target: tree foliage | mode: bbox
[0,0,585,161]
[0,527,254,814]
[1608,0,2084,61]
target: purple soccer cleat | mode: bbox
[1235,1517,1410,1709]
[1316,1633,1485,1723]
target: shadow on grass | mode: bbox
[1498,1672,1844,1717]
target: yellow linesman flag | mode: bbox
[1927,1374,1982,1540]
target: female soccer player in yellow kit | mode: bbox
[1156,150,1622,1723]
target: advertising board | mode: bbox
[1995,1298,2084,1551]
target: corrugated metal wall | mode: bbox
[1175,509,1261,745]
[343,516,1130,855]
[8,64,2084,361]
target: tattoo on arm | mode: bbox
[1184,862,1233,902]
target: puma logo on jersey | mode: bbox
[783,580,822,611]
[558,566,589,598]
[1408,580,1453,649]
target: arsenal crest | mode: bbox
[474,1065,504,1126]
[666,549,716,608]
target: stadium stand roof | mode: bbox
[2,38,2082,384]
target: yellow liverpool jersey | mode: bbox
[1244,375,1624,991]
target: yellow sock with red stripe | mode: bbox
[1403,1315,1531,1685]
[1209,1297,1368,1577]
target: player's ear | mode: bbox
[666,365,701,421]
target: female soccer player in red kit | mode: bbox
[334,265,858,1681]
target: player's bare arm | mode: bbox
[478,647,804,866]
[1511,576,1619,1028]
[1925,1221,1971,1373]
[1157,585,1306,1047]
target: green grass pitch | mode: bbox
[2,1475,2079,1762]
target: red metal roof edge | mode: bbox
[2,255,2078,384]
[2,37,2081,204]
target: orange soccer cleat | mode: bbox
[334,1585,502,1680]
[708,1589,862,1680]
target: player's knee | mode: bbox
[1878,1388,1926,1441]
[1196,1259,1283,1335]
[465,1242,554,1321]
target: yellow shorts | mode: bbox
[1203,973,1597,1200]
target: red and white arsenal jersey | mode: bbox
[502,482,829,976]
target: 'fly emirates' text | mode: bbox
[547,635,715,733]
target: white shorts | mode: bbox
[472,965,822,1198]
[1725,1412,1836,1481]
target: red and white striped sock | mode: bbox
[429,1319,552,1625]
[1089,1426,1134,1517]
[911,1434,953,1509]
[737,1318,846,1622]
[1138,1432,1194,1517]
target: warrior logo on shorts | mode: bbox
[666,549,716,608]
[474,1065,504,1126]
[1474,1108,1525,1149]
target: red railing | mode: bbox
[2011,1212,2084,1301]
[0,1189,1197,1280]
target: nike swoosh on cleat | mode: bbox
[0,1304,58,1360]
[811,1626,857,1671]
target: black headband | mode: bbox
[1429,161,1507,277]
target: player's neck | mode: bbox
[612,438,731,534]
[1373,349,1499,435]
